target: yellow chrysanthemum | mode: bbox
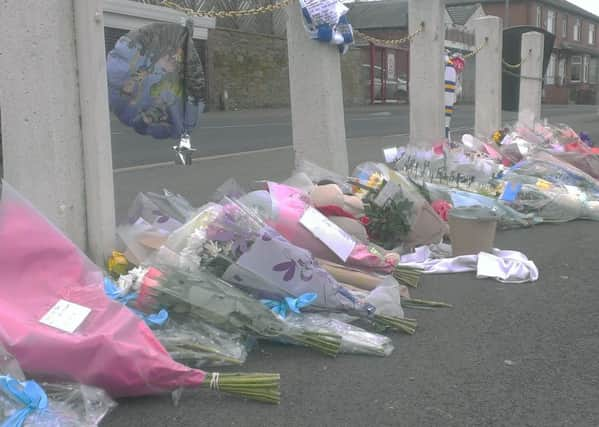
[367,173,384,189]
[107,251,130,277]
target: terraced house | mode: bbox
[448,0,599,104]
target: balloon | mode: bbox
[107,20,205,140]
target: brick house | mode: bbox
[346,0,480,104]
[448,0,599,104]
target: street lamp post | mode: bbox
[505,0,510,27]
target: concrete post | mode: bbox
[409,0,446,148]
[285,3,349,176]
[518,31,545,128]
[0,0,115,264]
[0,0,88,249]
[474,16,503,138]
[74,0,116,264]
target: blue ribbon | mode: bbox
[103,277,169,328]
[0,376,48,427]
[261,293,317,319]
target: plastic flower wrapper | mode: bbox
[497,180,599,222]
[425,182,539,229]
[117,190,195,265]
[283,313,394,357]
[153,317,251,368]
[156,196,417,334]
[0,181,279,403]
[0,341,115,426]
[503,151,599,198]
[290,159,353,195]
[135,264,343,357]
[550,151,599,180]
[128,189,196,226]
[257,180,422,287]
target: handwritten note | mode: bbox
[303,0,347,26]
[40,299,91,333]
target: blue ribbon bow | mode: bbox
[261,293,318,319]
[0,375,48,427]
[103,277,169,328]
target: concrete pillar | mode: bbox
[0,0,115,264]
[409,0,446,148]
[474,16,503,138]
[518,31,545,128]
[285,3,349,176]
[74,0,116,263]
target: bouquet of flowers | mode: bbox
[504,151,599,198]
[255,181,422,287]
[425,182,539,229]
[497,179,599,222]
[0,181,280,403]
[283,314,394,357]
[156,197,417,334]
[137,266,343,357]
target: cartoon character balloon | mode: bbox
[107,20,205,141]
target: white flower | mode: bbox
[204,240,222,258]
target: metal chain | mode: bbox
[502,67,544,82]
[160,0,291,18]
[502,51,530,69]
[462,37,487,59]
[354,22,425,47]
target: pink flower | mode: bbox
[431,199,452,222]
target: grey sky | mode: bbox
[554,1,599,16]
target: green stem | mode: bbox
[373,314,417,335]
[402,298,452,308]
[201,372,281,404]
[393,266,422,288]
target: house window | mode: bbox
[583,55,590,82]
[590,57,599,84]
[573,18,581,41]
[571,55,582,82]
[546,54,556,85]
[546,10,555,34]
[562,16,568,38]
[558,57,566,85]
[589,24,596,44]
[536,6,542,27]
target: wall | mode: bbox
[206,28,290,110]
[482,2,530,27]
[340,46,371,106]
[206,27,376,109]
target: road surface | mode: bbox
[111,104,599,170]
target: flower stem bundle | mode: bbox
[201,372,280,404]
[393,266,422,288]
[373,315,417,335]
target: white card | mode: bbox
[374,181,401,207]
[40,299,91,333]
[383,147,404,163]
[299,207,356,262]
[564,185,587,201]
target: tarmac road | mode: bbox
[102,220,599,427]
[110,104,599,170]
